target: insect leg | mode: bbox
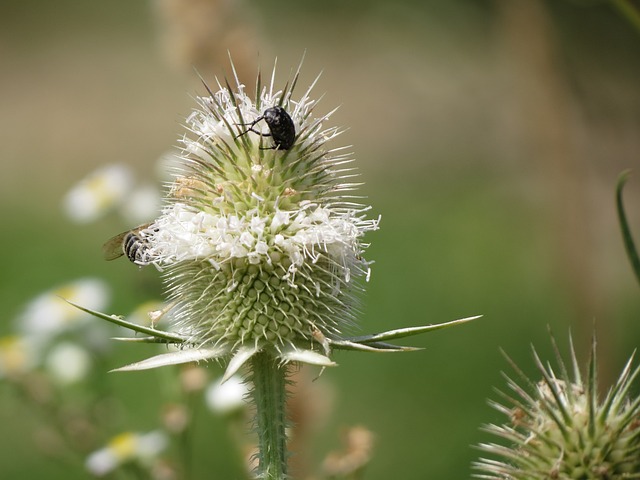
[234,116,263,139]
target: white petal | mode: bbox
[137,431,169,458]
[119,184,161,225]
[86,448,119,476]
[45,342,92,385]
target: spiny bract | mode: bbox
[474,337,640,479]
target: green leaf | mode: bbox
[65,300,187,344]
[616,170,640,286]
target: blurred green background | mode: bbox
[1,0,640,478]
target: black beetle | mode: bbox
[236,106,296,150]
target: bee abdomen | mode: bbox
[123,232,151,265]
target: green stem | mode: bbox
[250,351,289,480]
[611,0,640,33]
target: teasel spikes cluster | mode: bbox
[77,58,478,479]
[474,334,640,479]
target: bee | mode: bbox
[235,106,296,150]
[103,224,154,265]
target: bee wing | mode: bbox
[102,231,127,261]
[102,223,154,261]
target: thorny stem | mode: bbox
[250,351,289,480]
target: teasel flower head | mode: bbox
[474,335,640,479]
[90,59,388,376]
[82,58,478,383]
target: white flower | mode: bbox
[17,278,110,342]
[119,183,162,225]
[63,164,134,223]
[86,431,168,476]
[141,204,377,277]
[205,374,248,414]
[44,341,92,385]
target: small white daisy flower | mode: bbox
[85,430,168,476]
[119,183,162,225]
[44,341,92,385]
[18,278,110,342]
[205,374,248,415]
[63,163,135,223]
